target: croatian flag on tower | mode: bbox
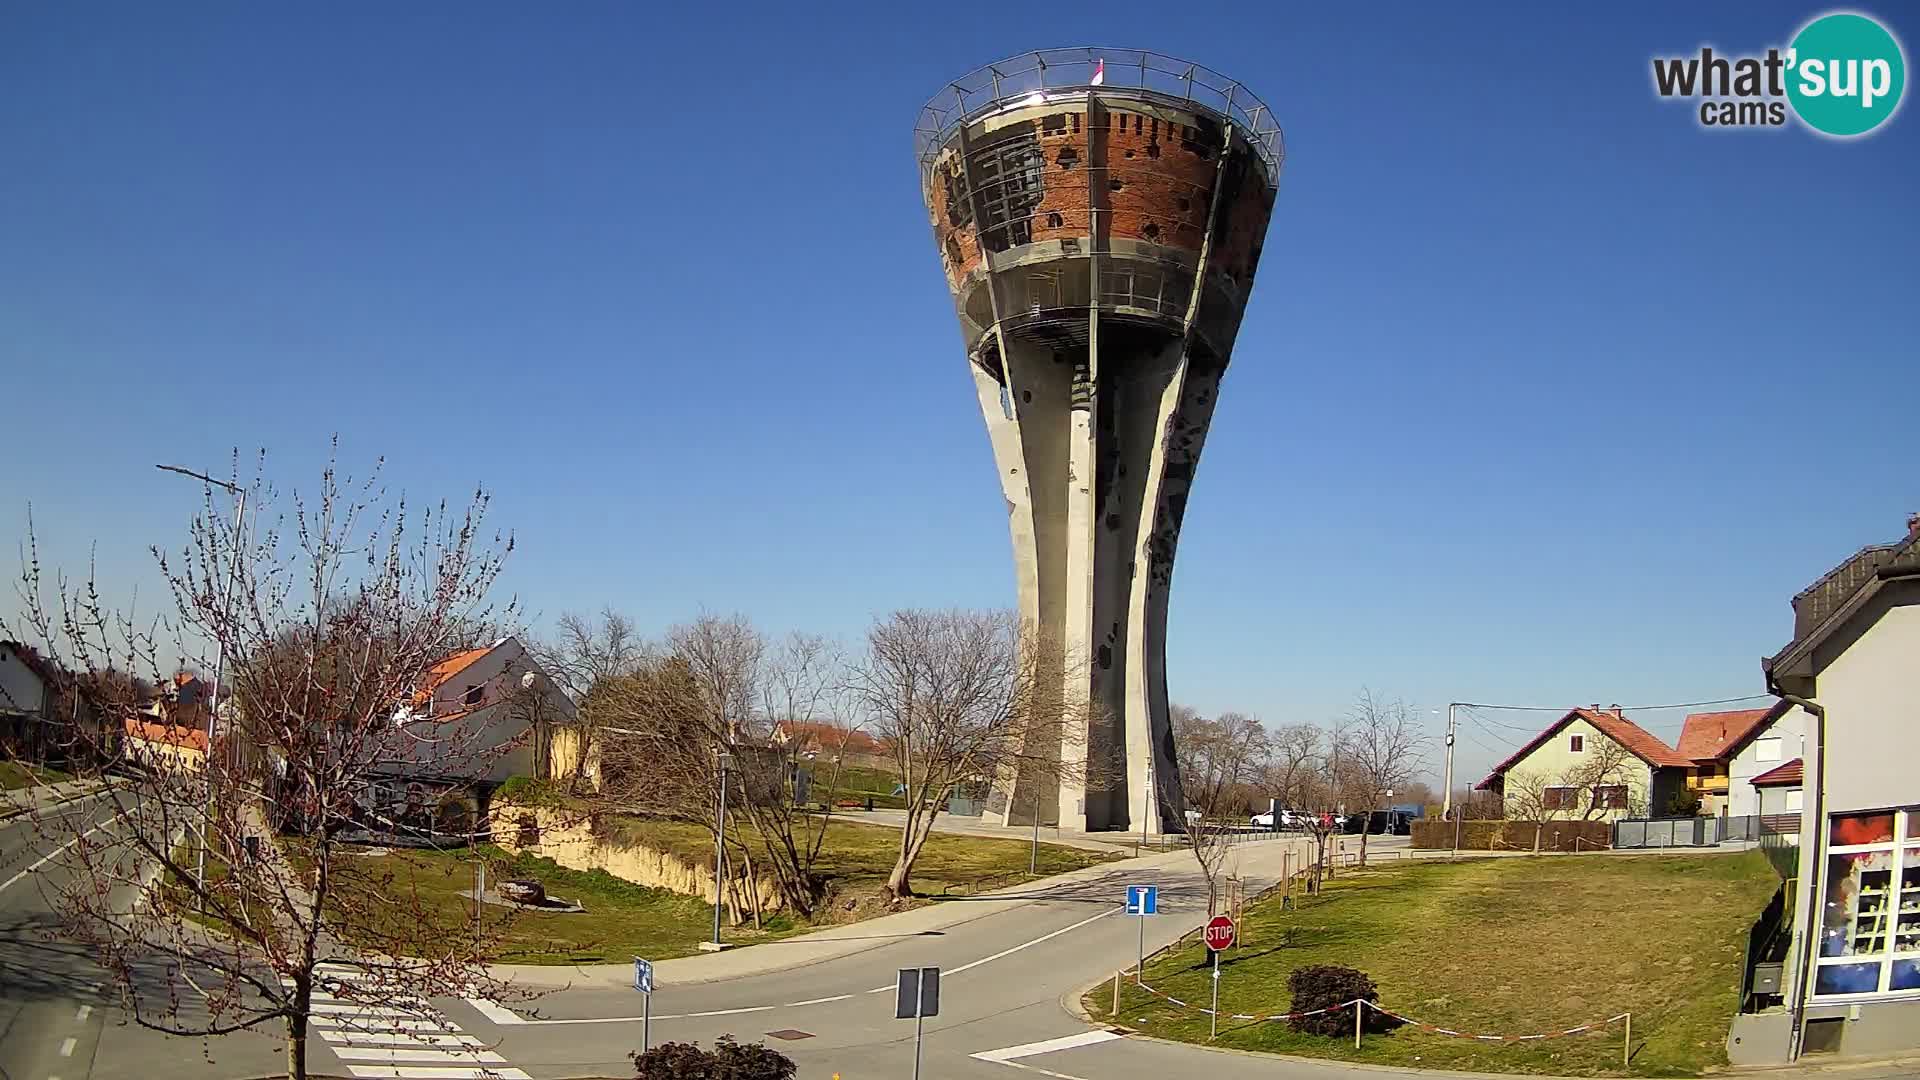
[1090,58,1105,85]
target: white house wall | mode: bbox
[1728,706,1808,819]
[0,646,47,716]
[1815,601,1920,816]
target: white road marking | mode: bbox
[341,1060,529,1068]
[0,823,111,895]
[311,1016,461,1033]
[311,1002,432,1016]
[466,906,1120,1025]
[328,1048,506,1063]
[971,1029,1124,1062]
[316,1031,483,1049]
[59,1037,77,1057]
[75,1005,92,1021]
[945,908,1118,977]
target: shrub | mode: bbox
[1285,964,1397,1036]
[632,1036,795,1080]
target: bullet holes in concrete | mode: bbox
[1146,141,1161,159]
[1124,149,1135,159]
[1178,197,1191,212]
[944,235,963,267]
[1021,389,1032,403]
[1046,212,1063,229]
[1056,146,1079,170]
[1042,113,1067,135]
[1142,223,1160,241]
[1109,178,1124,191]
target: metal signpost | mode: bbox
[895,967,940,1080]
[1204,915,1236,1039]
[1125,884,1158,981]
[633,957,655,1052]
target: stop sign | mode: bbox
[1204,915,1236,952]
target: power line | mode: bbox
[1454,693,1774,713]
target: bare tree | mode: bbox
[6,451,530,1080]
[529,608,650,789]
[1559,739,1645,820]
[845,609,1084,899]
[1496,768,1555,824]
[1262,723,1323,813]
[587,621,853,918]
[1338,689,1429,867]
[1167,707,1268,915]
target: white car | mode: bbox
[1250,809,1297,829]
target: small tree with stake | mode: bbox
[6,448,529,1080]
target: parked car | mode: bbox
[1250,808,1298,829]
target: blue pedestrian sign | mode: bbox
[1125,884,1158,915]
[632,956,655,994]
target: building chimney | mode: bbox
[1609,704,1623,718]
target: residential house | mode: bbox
[357,637,575,835]
[1677,702,1811,823]
[770,720,889,770]
[1474,706,1694,823]
[1726,513,1920,1064]
[1678,707,1773,816]
[121,717,210,773]
[1751,758,1805,840]
[0,641,105,767]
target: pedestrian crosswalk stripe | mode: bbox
[315,1031,483,1049]
[311,1016,462,1033]
[312,1002,432,1016]
[329,1048,507,1064]
[341,1060,529,1068]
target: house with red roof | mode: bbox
[1474,706,1694,822]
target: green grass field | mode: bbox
[310,816,1112,965]
[1089,853,1777,1077]
[0,761,72,790]
[607,814,1115,901]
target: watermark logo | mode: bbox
[1652,11,1906,137]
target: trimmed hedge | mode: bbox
[631,1036,794,1080]
[1410,819,1612,852]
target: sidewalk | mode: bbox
[492,836,1312,991]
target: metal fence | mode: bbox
[1612,813,1796,849]
[914,47,1286,176]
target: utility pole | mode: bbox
[711,750,731,948]
[1441,703,1458,820]
[156,464,247,897]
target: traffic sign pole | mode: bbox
[1210,949,1220,1039]
[643,989,651,1054]
[1137,910,1145,983]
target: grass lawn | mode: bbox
[324,845,804,964]
[0,760,73,790]
[1087,853,1778,1077]
[605,814,1116,903]
[317,820,1107,966]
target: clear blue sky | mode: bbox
[3,2,1914,785]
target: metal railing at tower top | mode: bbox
[915,47,1285,178]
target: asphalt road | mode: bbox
[454,836,1319,1080]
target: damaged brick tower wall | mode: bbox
[917,51,1281,833]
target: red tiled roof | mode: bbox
[775,720,884,755]
[1751,758,1804,788]
[124,717,208,752]
[423,647,492,693]
[1676,708,1774,763]
[1476,708,1693,790]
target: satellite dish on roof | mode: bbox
[521,671,537,690]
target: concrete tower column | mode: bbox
[919,49,1281,832]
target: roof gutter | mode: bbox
[1777,692,1826,1063]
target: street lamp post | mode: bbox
[711,750,731,947]
[156,464,247,896]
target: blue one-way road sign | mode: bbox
[1125,884,1158,915]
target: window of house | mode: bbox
[1593,785,1629,810]
[1755,737,1783,763]
[1815,807,1920,998]
[1543,786,1575,811]
[1785,789,1804,813]
[463,684,484,707]
[1569,734,1584,752]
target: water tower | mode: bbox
[916,49,1282,833]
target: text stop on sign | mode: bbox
[1204,915,1236,952]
